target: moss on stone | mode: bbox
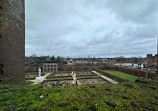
[0,77,158,110]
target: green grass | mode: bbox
[103,70,139,82]
[47,77,73,80]
[26,81,34,85]
[26,72,46,76]
[25,78,35,80]
[77,76,100,79]
[26,72,37,75]
[48,76,72,79]
[0,81,158,111]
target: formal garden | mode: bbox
[0,69,156,110]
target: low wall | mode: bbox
[58,65,105,71]
[25,67,39,73]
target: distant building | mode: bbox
[67,58,107,64]
[67,59,73,64]
[147,54,157,68]
[115,62,133,66]
[43,63,58,72]
[107,59,116,65]
[114,62,146,69]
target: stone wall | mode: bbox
[0,0,25,85]
[103,65,156,78]
[147,54,157,67]
[58,65,105,71]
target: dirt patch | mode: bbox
[78,78,107,84]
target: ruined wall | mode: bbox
[0,0,25,85]
[147,54,157,68]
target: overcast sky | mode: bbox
[25,0,158,57]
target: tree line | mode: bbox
[25,54,67,67]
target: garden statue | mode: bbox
[35,67,44,81]
[38,67,41,77]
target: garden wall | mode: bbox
[103,66,157,78]
[58,65,104,71]
[25,65,157,78]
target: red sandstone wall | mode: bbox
[25,65,157,78]
[58,65,105,71]
[103,66,156,78]
[25,67,39,73]
[0,0,25,85]
[147,54,157,67]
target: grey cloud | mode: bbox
[25,0,157,57]
[105,0,158,24]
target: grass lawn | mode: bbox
[0,80,158,111]
[103,70,139,82]
[26,81,34,85]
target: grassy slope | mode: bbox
[103,70,139,82]
[0,81,158,111]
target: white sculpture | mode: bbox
[38,67,41,77]
[35,67,44,81]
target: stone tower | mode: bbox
[0,0,25,85]
[147,54,157,68]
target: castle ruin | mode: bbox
[147,54,157,69]
[0,0,25,85]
